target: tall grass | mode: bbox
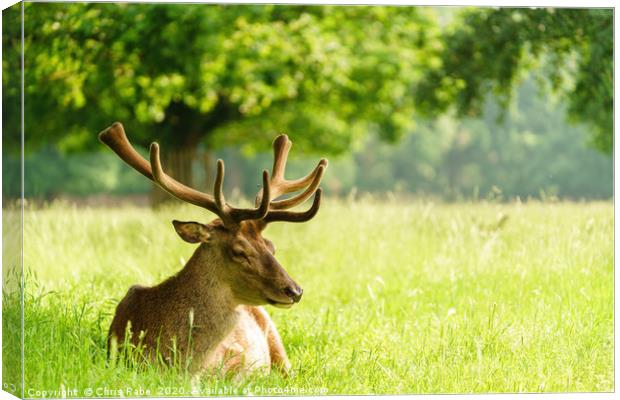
[3,199,613,396]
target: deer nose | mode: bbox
[283,285,303,303]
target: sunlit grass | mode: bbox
[4,199,613,396]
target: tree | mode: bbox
[3,3,440,200]
[414,8,613,153]
[345,76,612,200]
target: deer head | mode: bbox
[98,122,327,308]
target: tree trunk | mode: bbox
[150,98,242,207]
[150,146,196,207]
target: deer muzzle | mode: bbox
[283,285,303,303]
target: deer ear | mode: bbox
[172,220,211,243]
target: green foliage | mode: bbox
[415,8,613,153]
[199,77,612,201]
[5,77,610,201]
[5,3,440,155]
[14,201,613,394]
[3,4,611,200]
[3,146,150,199]
[348,78,612,200]
[2,5,21,137]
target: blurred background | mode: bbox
[2,4,613,205]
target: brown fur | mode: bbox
[108,219,300,376]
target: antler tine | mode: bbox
[260,134,328,210]
[213,159,227,212]
[150,143,220,215]
[99,122,220,214]
[229,170,271,222]
[154,150,271,226]
[270,161,327,210]
[256,133,328,225]
[271,134,292,182]
[263,189,323,223]
[213,160,271,224]
[100,122,272,228]
[98,122,154,180]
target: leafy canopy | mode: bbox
[415,8,613,153]
[3,5,611,159]
[4,3,439,154]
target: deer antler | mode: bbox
[98,122,270,227]
[257,134,328,223]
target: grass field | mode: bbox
[2,199,614,396]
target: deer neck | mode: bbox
[162,245,240,353]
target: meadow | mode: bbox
[2,198,614,396]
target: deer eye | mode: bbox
[231,247,245,257]
[230,245,250,261]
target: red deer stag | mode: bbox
[100,122,327,376]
